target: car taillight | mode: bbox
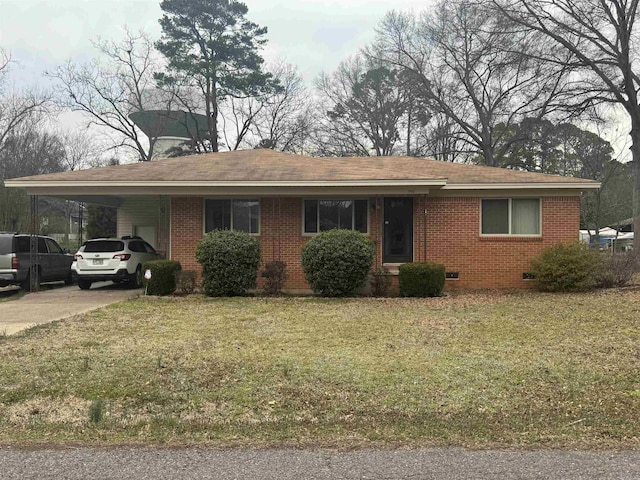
[74,254,83,261]
[113,253,131,261]
[11,255,19,269]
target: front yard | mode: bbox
[0,290,639,449]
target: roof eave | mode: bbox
[442,182,601,190]
[4,179,448,188]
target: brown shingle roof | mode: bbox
[9,149,597,185]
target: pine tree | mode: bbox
[156,0,274,152]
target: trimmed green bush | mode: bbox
[399,262,445,297]
[143,260,181,296]
[531,241,601,292]
[301,229,374,297]
[196,230,261,297]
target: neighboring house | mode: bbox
[5,149,600,290]
[37,197,87,247]
[610,218,635,233]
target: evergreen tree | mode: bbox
[86,205,117,239]
[155,0,274,152]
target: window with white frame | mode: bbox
[481,198,541,235]
[205,199,260,234]
[304,199,368,234]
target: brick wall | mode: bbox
[170,195,581,291]
[170,197,203,275]
[420,196,581,289]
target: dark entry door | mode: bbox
[383,197,413,263]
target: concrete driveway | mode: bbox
[0,283,142,335]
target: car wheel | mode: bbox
[64,271,74,286]
[78,279,92,290]
[129,265,143,288]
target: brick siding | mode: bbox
[170,195,581,291]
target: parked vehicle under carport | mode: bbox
[72,236,161,290]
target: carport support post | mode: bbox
[29,195,40,293]
[78,202,84,249]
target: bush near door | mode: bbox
[301,229,374,297]
[196,230,261,296]
[399,262,445,297]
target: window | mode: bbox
[205,199,260,234]
[45,238,63,254]
[84,240,125,252]
[481,198,541,235]
[128,241,147,253]
[303,199,368,234]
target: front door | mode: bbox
[383,197,413,264]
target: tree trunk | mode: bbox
[406,105,412,157]
[483,146,496,167]
[632,151,640,252]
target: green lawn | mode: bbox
[0,290,639,448]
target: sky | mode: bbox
[0,0,631,161]
[0,0,431,85]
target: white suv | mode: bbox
[73,236,161,290]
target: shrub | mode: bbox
[370,267,392,297]
[262,261,286,295]
[594,251,639,288]
[301,229,374,297]
[175,270,197,295]
[398,262,445,297]
[88,399,105,424]
[196,230,261,296]
[531,241,601,292]
[143,260,181,296]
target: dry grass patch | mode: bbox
[0,291,639,448]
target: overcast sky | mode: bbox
[0,0,432,85]
[0,0,630,160]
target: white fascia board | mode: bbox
[442,182,601,190]
[5,179,447,188]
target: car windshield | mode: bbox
[83,241,124,253]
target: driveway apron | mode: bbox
[0,283,141,335]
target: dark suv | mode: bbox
[0,233,74,290]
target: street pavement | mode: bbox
[0,282,141,335]
[0,447,639,479]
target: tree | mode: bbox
[490,0,640,250]
[155,0,274,153]
[251,61,314,153]
[314,55,412,157]
[0,49,50,157]
[413,113,470,161]
[0,122,65,231]
[581,161,634,240]
[495,118,615,176]
[86,204,117,239]
[371,0,574,166]
[48,29,175,162]
[60,131,99,172]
